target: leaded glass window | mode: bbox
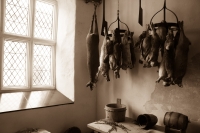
[34,1,54,40]
[1,0,56,90]
[33,44,52,86]
[5,0,29,36]
[3,40,27,87]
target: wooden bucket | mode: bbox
[163,112,189,132]
[104,103,126,122]
[137,114,158,129]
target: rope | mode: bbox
[94,4,97,15]
[117,0,119,18]
[92,3,97,21]
[118,0,119,11]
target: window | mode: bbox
[0,0,57,92]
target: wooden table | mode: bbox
[87,117,165,133]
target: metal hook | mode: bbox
[108,0,129,32]
[150,0,179,25]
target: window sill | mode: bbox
[0,90,74,114]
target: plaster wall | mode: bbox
[96,0,200,133]
[0,0,96,133]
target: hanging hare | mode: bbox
[86,6,100,90]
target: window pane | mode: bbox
[34,1,54,40]
[3,40,27,87]
[4,0,29,36]
[33,44,52,86]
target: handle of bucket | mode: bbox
[117,98,121,106]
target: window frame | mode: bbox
[0,0,57,93]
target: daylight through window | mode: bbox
[0,0,57,91]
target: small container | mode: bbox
[137,114,158,129]
[104,99,126,122]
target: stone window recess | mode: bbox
[0,0,75,114]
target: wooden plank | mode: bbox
[87,118,165,133]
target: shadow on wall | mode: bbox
[144,52,200,133]
[144,53,200,120]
